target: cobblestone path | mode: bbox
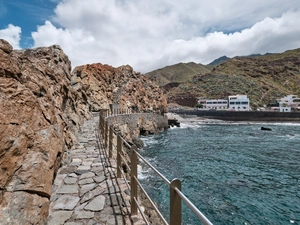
[47,113,140,225]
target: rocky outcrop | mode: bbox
[0,39,90,224]
[71,63,168,113]
[0,39,168,224]
[105,113,168,147]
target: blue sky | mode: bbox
[1,0,300,73]
[0,0,58,48]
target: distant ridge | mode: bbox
[208,55,230,65]
[146,48,300,108]
[145,62,211,87]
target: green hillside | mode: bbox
[146,48,300,108]
[145,62,212,86]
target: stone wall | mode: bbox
[105,113,168,147]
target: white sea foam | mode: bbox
[140,136,158,147]
[137,162,154,180]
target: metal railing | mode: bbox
[98,111,213,225]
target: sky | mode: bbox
[1,0,300,73]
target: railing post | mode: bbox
[131,145,138,215]
[109,126,113,158]
[100,117,103,135]
[117,134,122,178]
[170,179,182,225]
[105,122,108,149]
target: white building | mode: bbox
[228,95,250,111]
[198,98,228,110]
[278,95,300,112]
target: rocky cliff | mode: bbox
[0,39,90,224]
[71,63,168,113]
[0,39,167,224]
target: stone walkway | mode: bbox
[48,113,141,225]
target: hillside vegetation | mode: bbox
[145,62,211,86]
[146,48,300,108]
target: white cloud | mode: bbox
[31,0,300,73]
[0,24,21,49]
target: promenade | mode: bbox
[47,113,142,225]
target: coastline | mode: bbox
[165,112,300,125]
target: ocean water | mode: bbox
[139,121,300,225]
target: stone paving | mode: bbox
[48,113,142,225]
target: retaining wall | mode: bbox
[105,113,168,130]
[171,110,300,122]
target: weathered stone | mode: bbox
[108,194,123,206]
[85,146,95,151]
[53,195,80,210]
[0,191,49,225]
[78,178,94,185]
[71,63,167,114]
[0,39,13,53]
[80,191,95,204]
[80,183,97,196]
[91,166,105,173]
[93,175,106,183]
[65,222,83,225]
[57,185,78,194]
[91,163,103,167]
[74,202,88,214]
[77,165,91,171]
[64,177,78,184]
[54,174,68,186]
[79,172,95,180]
[48,211,73,225]
[84,195,105,211]
[103,185,120,194]
[87,219,100,225]
[107,216,124,225]
[69,173,78,178]
[76,210,95,219]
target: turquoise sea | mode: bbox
[139,120,300,225]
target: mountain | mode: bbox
[145,62,212,87]
[208,55,230,66]
[146,48,300,108]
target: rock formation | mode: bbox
[0,39,168,224]
[0,39,90,224]
[71,63,168,113]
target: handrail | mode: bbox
[174,187,213,225]
[135,150,171,186]
[98,110,213,225]
[135,176,169,225]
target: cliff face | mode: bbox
[0,39,168,224]
[0,39,90,224]
[71,63,168,113]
